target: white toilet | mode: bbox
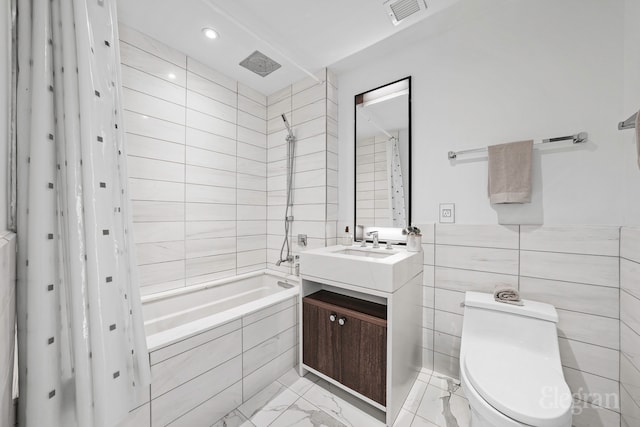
[459,292,573,427]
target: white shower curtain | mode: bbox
[14,1,149,426]
[386,136,407,227]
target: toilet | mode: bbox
[459,292,573,427]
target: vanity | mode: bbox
[297,76,419,426]
[299,245,423,426]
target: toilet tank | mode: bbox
[461,292,561,359]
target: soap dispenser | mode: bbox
[342,226,353,246]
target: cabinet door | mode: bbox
[338,314,387,406]
[303,300,339,379]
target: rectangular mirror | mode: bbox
[354,77,411,243]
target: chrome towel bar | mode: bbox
[447,132,588,160]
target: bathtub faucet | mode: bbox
[276,255,294,266]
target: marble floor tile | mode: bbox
[269,396,347,427]
[217,369,469,427]
[238,383,290,421]
[418,368,434,384]
[239,383,299,427]
[411,414,440,426]
[416,385,471,427]
[428,373,465,398]
[403,380,429,414]
[277,368,319,396]
[392,408,416,427]
[211,410,255,427]
[303,383,386,427]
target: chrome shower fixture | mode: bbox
[282,113,294,141]
[276,113,296,268]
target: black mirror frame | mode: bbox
[353,76,412,243]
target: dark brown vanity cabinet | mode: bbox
[302,290,387,405]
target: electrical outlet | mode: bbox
[439,203,455,223]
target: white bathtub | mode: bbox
[142,270,299,351]
[121,271,300,426]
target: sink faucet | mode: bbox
[367,231,380,248]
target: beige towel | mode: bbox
[494,286,524,306]
[488,140,533,204]
[635,111,640,169]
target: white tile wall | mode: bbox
[621,226,640,427]
[120,25,267,295]
[418,223,623,424]
[122,27,337,288]
[266,69,338,274]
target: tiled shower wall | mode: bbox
[419,224,622,426]
[119,25,268,295]
[620,227,640,426]
[265,71,338,274]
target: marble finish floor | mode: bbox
[213,368,471,427]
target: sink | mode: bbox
[335,248,396,259]
[299,245,423,293]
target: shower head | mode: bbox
[276,259,282,266]
[281,113,294,140]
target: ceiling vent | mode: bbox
[239,51,281,77]
[384,0,428,26]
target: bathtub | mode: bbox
[126,270,300,427]
[143,270,299,351]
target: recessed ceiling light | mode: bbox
[202,28,219,40]
[168,73,176,80]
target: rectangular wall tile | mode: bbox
[519,277,618,318]
[435,266,518,293]
[243,305,297,350]
[564,367,620,410]
[520,251,619,287]
[435,245,519,275]
[435,224,519,249]
[556,309,619,350]
[151,329,241,398]
[558,337,619,381]
[621,227,640,264]
[621,291,640,335]
[520,225,619,256]
[167,381,242,427]
[151,356,241,426]
[622,258,640,300]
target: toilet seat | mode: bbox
[462,342,572,427]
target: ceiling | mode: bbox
[116,0,461,95]
[357,94,409,139]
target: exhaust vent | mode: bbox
[239,51,281,77]
[384,0,428,26]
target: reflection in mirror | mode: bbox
[354,77,411,243]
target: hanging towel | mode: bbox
[494,286,524,306]
[488,140,533,204]
[635,111,640,169]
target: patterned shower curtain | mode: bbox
[386,136,407,227]
[14,1,149,426]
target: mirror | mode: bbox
[354,77,411,243]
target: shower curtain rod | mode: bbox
[618,112,637,130]
[447,132,588,160]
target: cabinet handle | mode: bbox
[329,313,337,322]
[338,317,346,326]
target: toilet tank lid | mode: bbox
[464,292,558,323]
